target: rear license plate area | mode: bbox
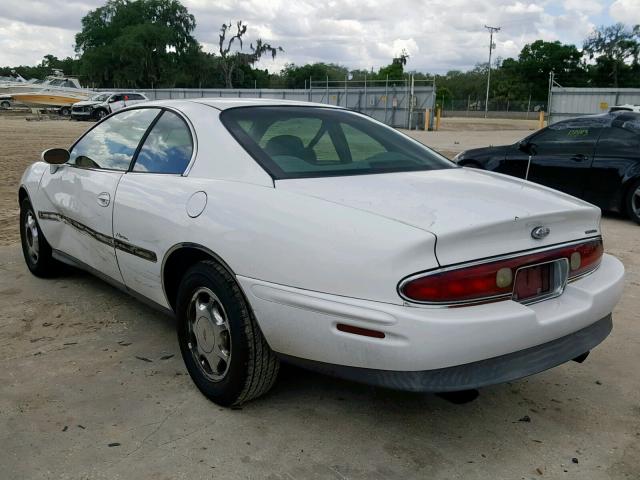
[513,259,568,304]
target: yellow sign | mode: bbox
[599,102,608,110]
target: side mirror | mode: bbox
[42,148,69,164]
[518,140,531,154]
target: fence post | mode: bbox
[344,75,348,109]
[384,75,389,124]
[364,73,367,115]
[435,107,441,131]
[408,74,415,130]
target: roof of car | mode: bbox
[557,111,640,129]
[143,97,344,111]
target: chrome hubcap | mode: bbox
[187,288,231,381]
[632,186,640,218]
[24,211,39,263]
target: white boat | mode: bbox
[5,70,93,113]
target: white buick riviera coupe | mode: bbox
[19,99,625,406]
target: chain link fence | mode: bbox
[105,78,436,129]
[438,98,547,119]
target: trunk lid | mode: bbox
[275,168,601,265]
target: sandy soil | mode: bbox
[0,116,86,245]
[1,113,639,479]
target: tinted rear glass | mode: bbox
[220,106,453,179]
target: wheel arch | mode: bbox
[18,184,35,208]
[162,243,239,312]
[621,175,640,215]
[18,185,31,206]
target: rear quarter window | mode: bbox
[220,106,453,179]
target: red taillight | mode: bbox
[400,238,603,305]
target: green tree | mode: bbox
[217,21,282,88]
[279,62,349,88]
[376,50,409,80]
[506,40,586,98]
[583,23,640,87]
[75,0,197,87]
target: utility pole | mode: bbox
[483,25,500,119]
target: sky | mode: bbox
[0,0,639,75]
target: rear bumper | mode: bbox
[279,314,612,391]
[238,253,624,374]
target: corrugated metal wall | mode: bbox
[549,87,640,124]
[102,86,436,128]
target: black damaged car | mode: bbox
[454,111,640,224]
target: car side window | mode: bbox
[132,111,193,174]
[68,108,160,170]
[596,127,639,153]
[531,123,601,155]
[341,123,387,161]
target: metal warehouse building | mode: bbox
[549,87,640,124]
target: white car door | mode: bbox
[113,109,195,304]
[107,94,126,113]
[126,93,147,107]
[36,108,161,283]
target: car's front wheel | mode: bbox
[626,179,640,225]
[19,198,60,277]
[176,260,280,406]
[93,109,108,120]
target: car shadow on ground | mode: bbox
[57,263,600,419]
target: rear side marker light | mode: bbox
[336,323,385,339]
[399,237,603,306]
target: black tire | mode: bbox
[59,107,71,116]
[93,109,108,120]
[19,198,60,277]
[625,179,640,225]
[176,260,279,406]
[0,100,10,109]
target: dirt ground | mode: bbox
[1,114,639,479]
[0,116,86,245]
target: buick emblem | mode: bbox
[531,226,550,240]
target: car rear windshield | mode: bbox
[220,106,453,179]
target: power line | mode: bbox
[484,25,501,119]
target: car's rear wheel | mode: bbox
[176,260,279,406]
[19,198,60,277]
[626,179,640,225]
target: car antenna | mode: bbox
[525,153,532,180]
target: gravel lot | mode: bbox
[1,114,638,479]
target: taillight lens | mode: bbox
[400,238,603,305]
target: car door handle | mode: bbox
[97,192,110,207]
[571,154,588,162]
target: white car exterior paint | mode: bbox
[277,168,601,265]
[19,98,625,379]
[71,92,149,119]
